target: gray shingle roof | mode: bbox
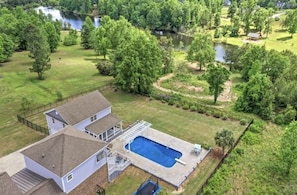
[86,114,121,135]
[25,179,65,195]
[21,126,108,177]
[55,90,111,125]
[247,32,261,38]
[0,172,23,195]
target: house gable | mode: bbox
[55,90,111,125]
[21,126,108,177]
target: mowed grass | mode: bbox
[97,87,245,194]
[216,7,297,54]
[0,42,113,157]
[101,87,245,147]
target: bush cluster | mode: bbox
[152,92,253,123]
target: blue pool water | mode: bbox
[125,136,182,168]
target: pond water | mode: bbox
[154,31,228,62]
[35,6,229,62]
[35,6,100,30]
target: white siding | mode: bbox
[62,148,107,193]
[45,114,66,135]
[74,107,111,131]
[23,156,63,191]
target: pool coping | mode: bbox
[110,127,210,188]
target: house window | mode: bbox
[96,151,105,163]
[90,115,97,122]
[67,173,73,182]
[52,118,55,123]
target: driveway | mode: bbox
[0,148,28,176]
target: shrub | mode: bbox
[284,109,296,124]
[197,106,206,114]
[242,131,261,145]
[63,36,77,46]
[234,147,244,156]
[206,110,212,116]
[168,99,175,106]
[212,111,222,118]
[56,91,63,101]
[20,97,32,112]
[249,124,263,134]
[240,118,247,125]
[182,103,189,110]
[274,114,284,125]
[190,105,197,111]
[176,102,181,108]
[214,28,221,38]
[222,115,228,120]
[95,61,112,76]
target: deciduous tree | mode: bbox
[112,29,162,94]
[44,22,60,52]
[81,16,95,49]
[205,64,230,103]
[93,26,111,59]
[235,73,274,119]
[24,24,51,80]
[187,32,215,70]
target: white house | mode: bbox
[44,90,122,141]
[21,126,108,194]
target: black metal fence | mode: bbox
[16,85,111,135]
[17,114,49,135]
[196,119,254,195]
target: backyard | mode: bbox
[1,10,296,193]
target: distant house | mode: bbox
[21,126,108,194]
[247,32,262,40]
[44,90,122,142]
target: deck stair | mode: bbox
[11,168,45,193]
[120,120,151,144]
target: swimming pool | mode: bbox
[125,136,182,168]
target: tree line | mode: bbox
[224,44,297,122]
[0,7,61,79]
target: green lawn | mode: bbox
[215,7,297,54]
[0,43,113,157]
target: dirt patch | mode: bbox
[154,74,235,103]
[187,85,204,92]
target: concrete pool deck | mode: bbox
[110,127,210,188]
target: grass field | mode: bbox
[1,21,295,194]
[215,7,297,54]
[0,38,246,194]
[0,43,113,156]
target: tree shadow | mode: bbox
[274,29,287,33]
[84,57,100,64]
[277,36,293,41]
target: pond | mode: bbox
[153,31,229,62]
[35,6,229,62]
[35,6,100,30]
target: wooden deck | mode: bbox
[11,168,45,193]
